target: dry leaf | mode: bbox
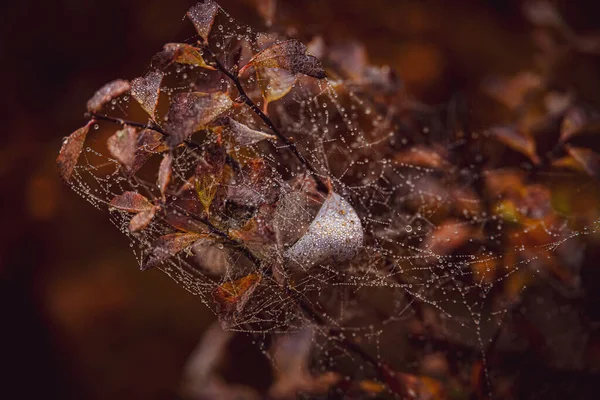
[566,145,600,179]
[107,125,138,169]
[57,120,93,182]
[213,273,261,313]
[165,92,233,147]
[157,152,173,198]
[129,207,158,232]
[143,232,205,270]
[86,79,130,113]
[224,117,277,146]
[131,70,164,119]
[109,191,154,213]
[162,43,216,70]
[488,126,541,164]
[240,39,326,79]
[285,191,363,268]
[187,0,219,42]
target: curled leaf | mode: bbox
[213,273,261,313]
[129,206,159,232]
[162,43,216,70]
[86,79,130,113]
[131,70,164,119]
[240,39,326,79]
[285,192,363,268]
[143,232,205,270]
[109,191,154,213]
[158,152,173,198]
[187,0,219,42]
[257,67,297,109]
[165,92,233,147]
[57,120,93,182]
[488,126,541,164]
[107,125,138,169]
[224,118,277,146]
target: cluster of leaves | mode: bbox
[58,1,600,399]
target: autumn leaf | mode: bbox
[131,70,164,119]
[86,79,130,113]
[565,145,600,179]
[256,67,297,110]
[109,191,154,213]
[130,130,169,174]
[239,39,326,79]
[482,72,543,110]
[165,92,233,147]
[143,232,205,270]
[285,191,363,268]
[224,117,277,146]
[213,273,261,313]
[421,220,472,256]
[162,43,216,70]
[488,125,541,164]
[57,120,93,182]
[129,206,158,232]
[157,152,173,198]
[187,0,219,42]
[107,125,138,169]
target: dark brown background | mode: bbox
[2,0,600,399]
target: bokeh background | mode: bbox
[2,0,600,399]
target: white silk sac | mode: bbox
[285,192,363,268]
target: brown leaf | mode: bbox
[162,43,216,70]
[482,72,543,110]
[187,0,219,42]
[158,153,173,198]
[240,39,326,79]
[560,106,600,143]
[130,130,169,173]
[565,145,600,179]
[224,118,277,146]
[109,191,154,213]
[86,79,130,113]
[57,120,93,182]
[165,92,233,147]
[195,145,226,214]
[213,273,261,313]
[421,220,472,256]
[143,232,205,270]
[129,207,158,232]
[488,126,541,164]
[256,67,297,109]
[394,146,450,169]
[107,125,138,169]
[131,70,164,119]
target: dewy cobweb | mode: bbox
[58,0,600,398]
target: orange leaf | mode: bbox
[86,79,130,113]
[57,120,93,182]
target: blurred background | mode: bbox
[2,0,600,399]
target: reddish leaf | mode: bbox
[224,118,277,146]
[129,206,158,232]
[240,39,326,79]
[109,191,154,213]
[131,70,164,119]
[187,0,219,41]
[213,273,261,313]
[86,79,130,113]
[566,145,600,179]
[394,146,450,169]
[483,72,543,110]
[421,220,472,257]
[158,152,173,198]
[130,130,169,173]
[560,106,600,143]
[488,126,541,164]
[107,125,138,169]
[143,232,205,270]
[57,120,93,182]
[165,92,232,147]
[257,67,297,109]
[162,43,216,70]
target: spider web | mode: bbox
[65,4,600,398]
